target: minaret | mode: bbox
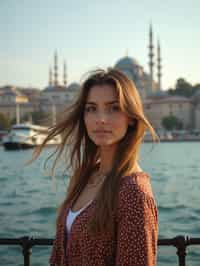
[157,39,162,90]
[148,23,154,92]
[54,50,58,87]
[49,66,52,86]
[63,60,67,87]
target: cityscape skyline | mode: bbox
[1,0,199,90]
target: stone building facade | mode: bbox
[144,95,194,130]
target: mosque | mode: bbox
[43,24,166,103]
[41,25,200,130]
[1,24,199,131]
[42,51,80,106]
[114,24,166,100]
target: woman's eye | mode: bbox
[85,106,96,112]
[110,105,120,112]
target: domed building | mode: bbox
[114,24,163,101]
[114,56,159,99]
[66,82,81,102]
[112,25,200,131]
[40,27,200,131]
[42,52,80,106]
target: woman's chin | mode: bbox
[93,139,115,147]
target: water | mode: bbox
[0,142,200,265]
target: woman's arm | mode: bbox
[115,188,158,266]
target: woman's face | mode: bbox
[83,84,131,147]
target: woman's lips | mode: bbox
[94,130,111,134]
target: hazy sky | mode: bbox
[0,0,199,90]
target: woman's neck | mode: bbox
[98,145,116,173]
[95,145,143,177]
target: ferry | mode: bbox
[2,123,61,150]
[0,130,8,144]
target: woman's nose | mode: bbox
[96,112,107,124]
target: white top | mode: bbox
[66,200,92,235]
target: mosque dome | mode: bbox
[113,54,160,99]
[114,56,145,84]
[43,84,68,92]
[67,82,80,92]
[115,56,139,69]
[43,85,54,92]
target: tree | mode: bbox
[10,110,49,126]
[162,115,183,131]
[0,113,11,130]
[167,78,199,97]
[175,78,193,97]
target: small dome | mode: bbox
[115,56,139,69]
[44,85,67,92]
[67,82,80,92]
[43,85,54,92]
[114,56,144,83]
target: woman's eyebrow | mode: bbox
[85,100,119,105]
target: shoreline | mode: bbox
[144,139,200,143]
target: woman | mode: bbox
[33,68,159,265]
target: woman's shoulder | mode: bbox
[117,171,158,218]
[120,171,151,191]
[118,171,156,204]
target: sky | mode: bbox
[0,0,200,90]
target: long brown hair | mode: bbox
[32,68,159,235]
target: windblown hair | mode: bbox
[32,68,159,235]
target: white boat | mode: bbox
[2,123,61,150]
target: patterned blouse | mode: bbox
[50,172,159,266]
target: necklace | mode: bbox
[86,171,108,189]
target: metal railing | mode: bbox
[0,235,200,266]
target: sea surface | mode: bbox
[0,142,200,266]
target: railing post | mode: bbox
[173,235,187,266]
[20,236,32,266]
[1,235,200,265]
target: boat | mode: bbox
[0,130,8,144]
[2,123,61,150]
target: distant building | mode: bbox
[0,86,29,105]
[113,25,200,130]
[41,51,80,107]
[0,86,38,121]
[40,52,80,122]
[144,95,193,130]
[114,24,162,100]
[192,90,200,130]
[114,56,159,100]
[20,87,41,103]
[1,25,199,130]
